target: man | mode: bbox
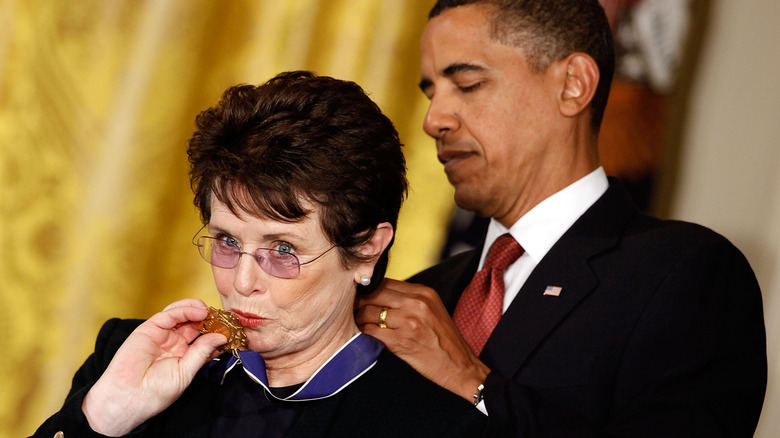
[356,0,767,436]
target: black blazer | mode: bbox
[32,319,486,438]
[409,181,767,437]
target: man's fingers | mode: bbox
[356,304,391,328]
[357,289,402,308]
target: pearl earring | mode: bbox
[360,276,371,286]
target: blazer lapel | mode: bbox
[481,181,639,376]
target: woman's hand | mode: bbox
[81,298,227,436]
[356,279,490,403]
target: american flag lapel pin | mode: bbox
[544,285,563,297]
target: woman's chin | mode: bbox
[244,337,282,357]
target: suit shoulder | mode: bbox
[363,351,466,405]
[629,213,744,255]
[337,349,486,436]
[94,318,145,363]
[68,318,145,388]
[407,249,477,284]
[615,214,760,301]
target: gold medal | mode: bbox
[200,306,247,357]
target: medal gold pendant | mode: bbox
[200,306,247,358]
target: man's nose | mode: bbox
[422,95,459,139]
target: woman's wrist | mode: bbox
[82,383,139,437]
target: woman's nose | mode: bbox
[232,254,264,296]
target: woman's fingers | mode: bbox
[162,298,209,312]
[178,332,228,377]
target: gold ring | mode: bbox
[378,306,389,329]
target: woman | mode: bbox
[32,71,486,437]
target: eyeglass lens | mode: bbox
[196,236,300,279]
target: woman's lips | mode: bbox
[231,309,267,328]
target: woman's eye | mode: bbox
[217,235,240,248]
[276,242,294,254]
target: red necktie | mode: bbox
[453,234,524,356]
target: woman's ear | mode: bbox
[556,52,600,118]
[353,222,394,283]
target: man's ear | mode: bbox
[556,52,600,117]
[353,222,394,282]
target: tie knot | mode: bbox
[484,234,523,271]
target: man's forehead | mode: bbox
[420,4,523,70]
[422,17,485,70]
[423,5,492,43]
[421,27,524,80]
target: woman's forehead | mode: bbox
[209,195,324,240]
[212,182,316,219]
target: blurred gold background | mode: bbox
[0,1,455,435]
[6,1,780,436]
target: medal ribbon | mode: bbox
[201,333,384,401]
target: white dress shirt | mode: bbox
[476,167,609,312]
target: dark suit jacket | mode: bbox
[32,318,486,438]
[409,181,767,437]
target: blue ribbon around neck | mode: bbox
[201,333,385,401]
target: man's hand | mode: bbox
[356,279,490,403]
[82,298,227,436]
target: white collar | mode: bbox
[481,167,608,265]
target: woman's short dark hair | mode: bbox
[429,0,614,130]
[187,71,407,294]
